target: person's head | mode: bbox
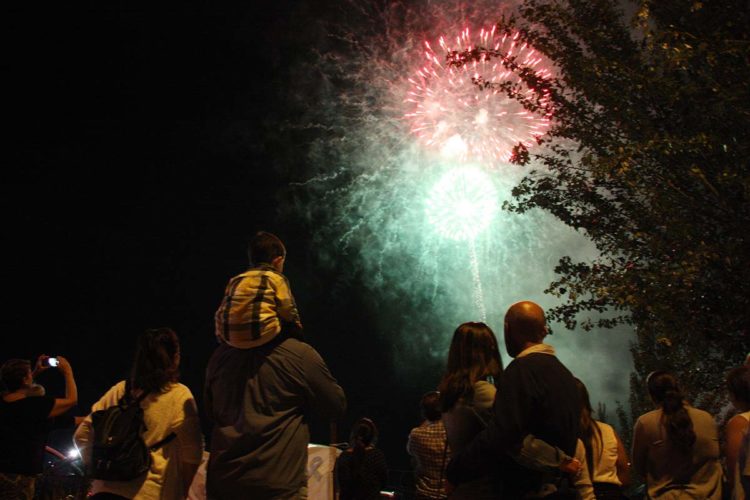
[646,370,695,451]
[247,231,286,272]
[727,365,750,411]
[504,301,548,358]
[646,370,684,406]
[439,322,503,411]
[349,417,378,450]
[420,391,442,422]
[1,359,32,392]
[131,327,180,394]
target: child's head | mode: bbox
[248,231,286,271]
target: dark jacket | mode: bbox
[205,337,346,499]
[447,349,580,496]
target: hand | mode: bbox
[55,356,73,375]
[559,457,582,476]
[33,355,51,377]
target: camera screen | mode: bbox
[47,357,59,367]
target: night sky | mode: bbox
[6,2,433,477]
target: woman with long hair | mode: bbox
[438,322,581,499]
[631,370,722,499]
[335,417,388,500]
[74,328,203,499]
[574,378,629,499]
[725,365,750,499]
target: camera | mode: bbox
[43,357,59,368]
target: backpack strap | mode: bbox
[149,432,177,451]
[121,379,176,450]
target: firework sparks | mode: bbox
[425,166,498,241]
[405,26,553,165]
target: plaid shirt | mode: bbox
[407,420,449,499]
[215,264,301,348]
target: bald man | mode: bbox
[447,301,580,498]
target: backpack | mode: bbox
[89,381,175,481]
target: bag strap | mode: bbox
[149,432,177,451]
[122,379,177,451]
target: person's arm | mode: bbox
[173,390,204,498]
[73,381,124,465]
[49,356,78,418]
[302,344,346,419]
[725,414,749,495]
[274,274,302,325]
[447,366,530,485]
[614,429,631,487]
[512,434,579,473]
[631,417,648,479]
[73,414,94,465]
[573,439,595,500]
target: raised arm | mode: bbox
[48,356,78,418]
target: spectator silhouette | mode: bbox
[205,326,345,499]
[725,365,750,499]
[574,378,629,499]
[407,391,450,499]
[75,328,203,499]
[631,370,722,499]
[336,417,388,500]
[446,302,581,497]
[0,355,78,499]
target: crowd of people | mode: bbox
[0,231,748,500]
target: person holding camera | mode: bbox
[0,355,78,499]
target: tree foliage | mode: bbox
[452,0,750,414]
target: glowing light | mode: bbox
[405,26,553,165]
[426,166,498,241]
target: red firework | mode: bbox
[404,26,553,165]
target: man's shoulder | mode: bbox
[410,421,443,436]
[506,351,567,372]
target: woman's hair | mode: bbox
[727,365,750,406]
[342,417,379,483]
[350,417,378,450]
[575,378,602,477]
[647,370,695,451]
[1,359,31,392]
[438,322,503,411]
[131,327,180,394]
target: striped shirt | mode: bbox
[215,264,301,349]
[407,420,449,499]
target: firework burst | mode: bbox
[405,26,553,165]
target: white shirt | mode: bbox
[74,381,203,499]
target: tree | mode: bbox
[452,0,750,416]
